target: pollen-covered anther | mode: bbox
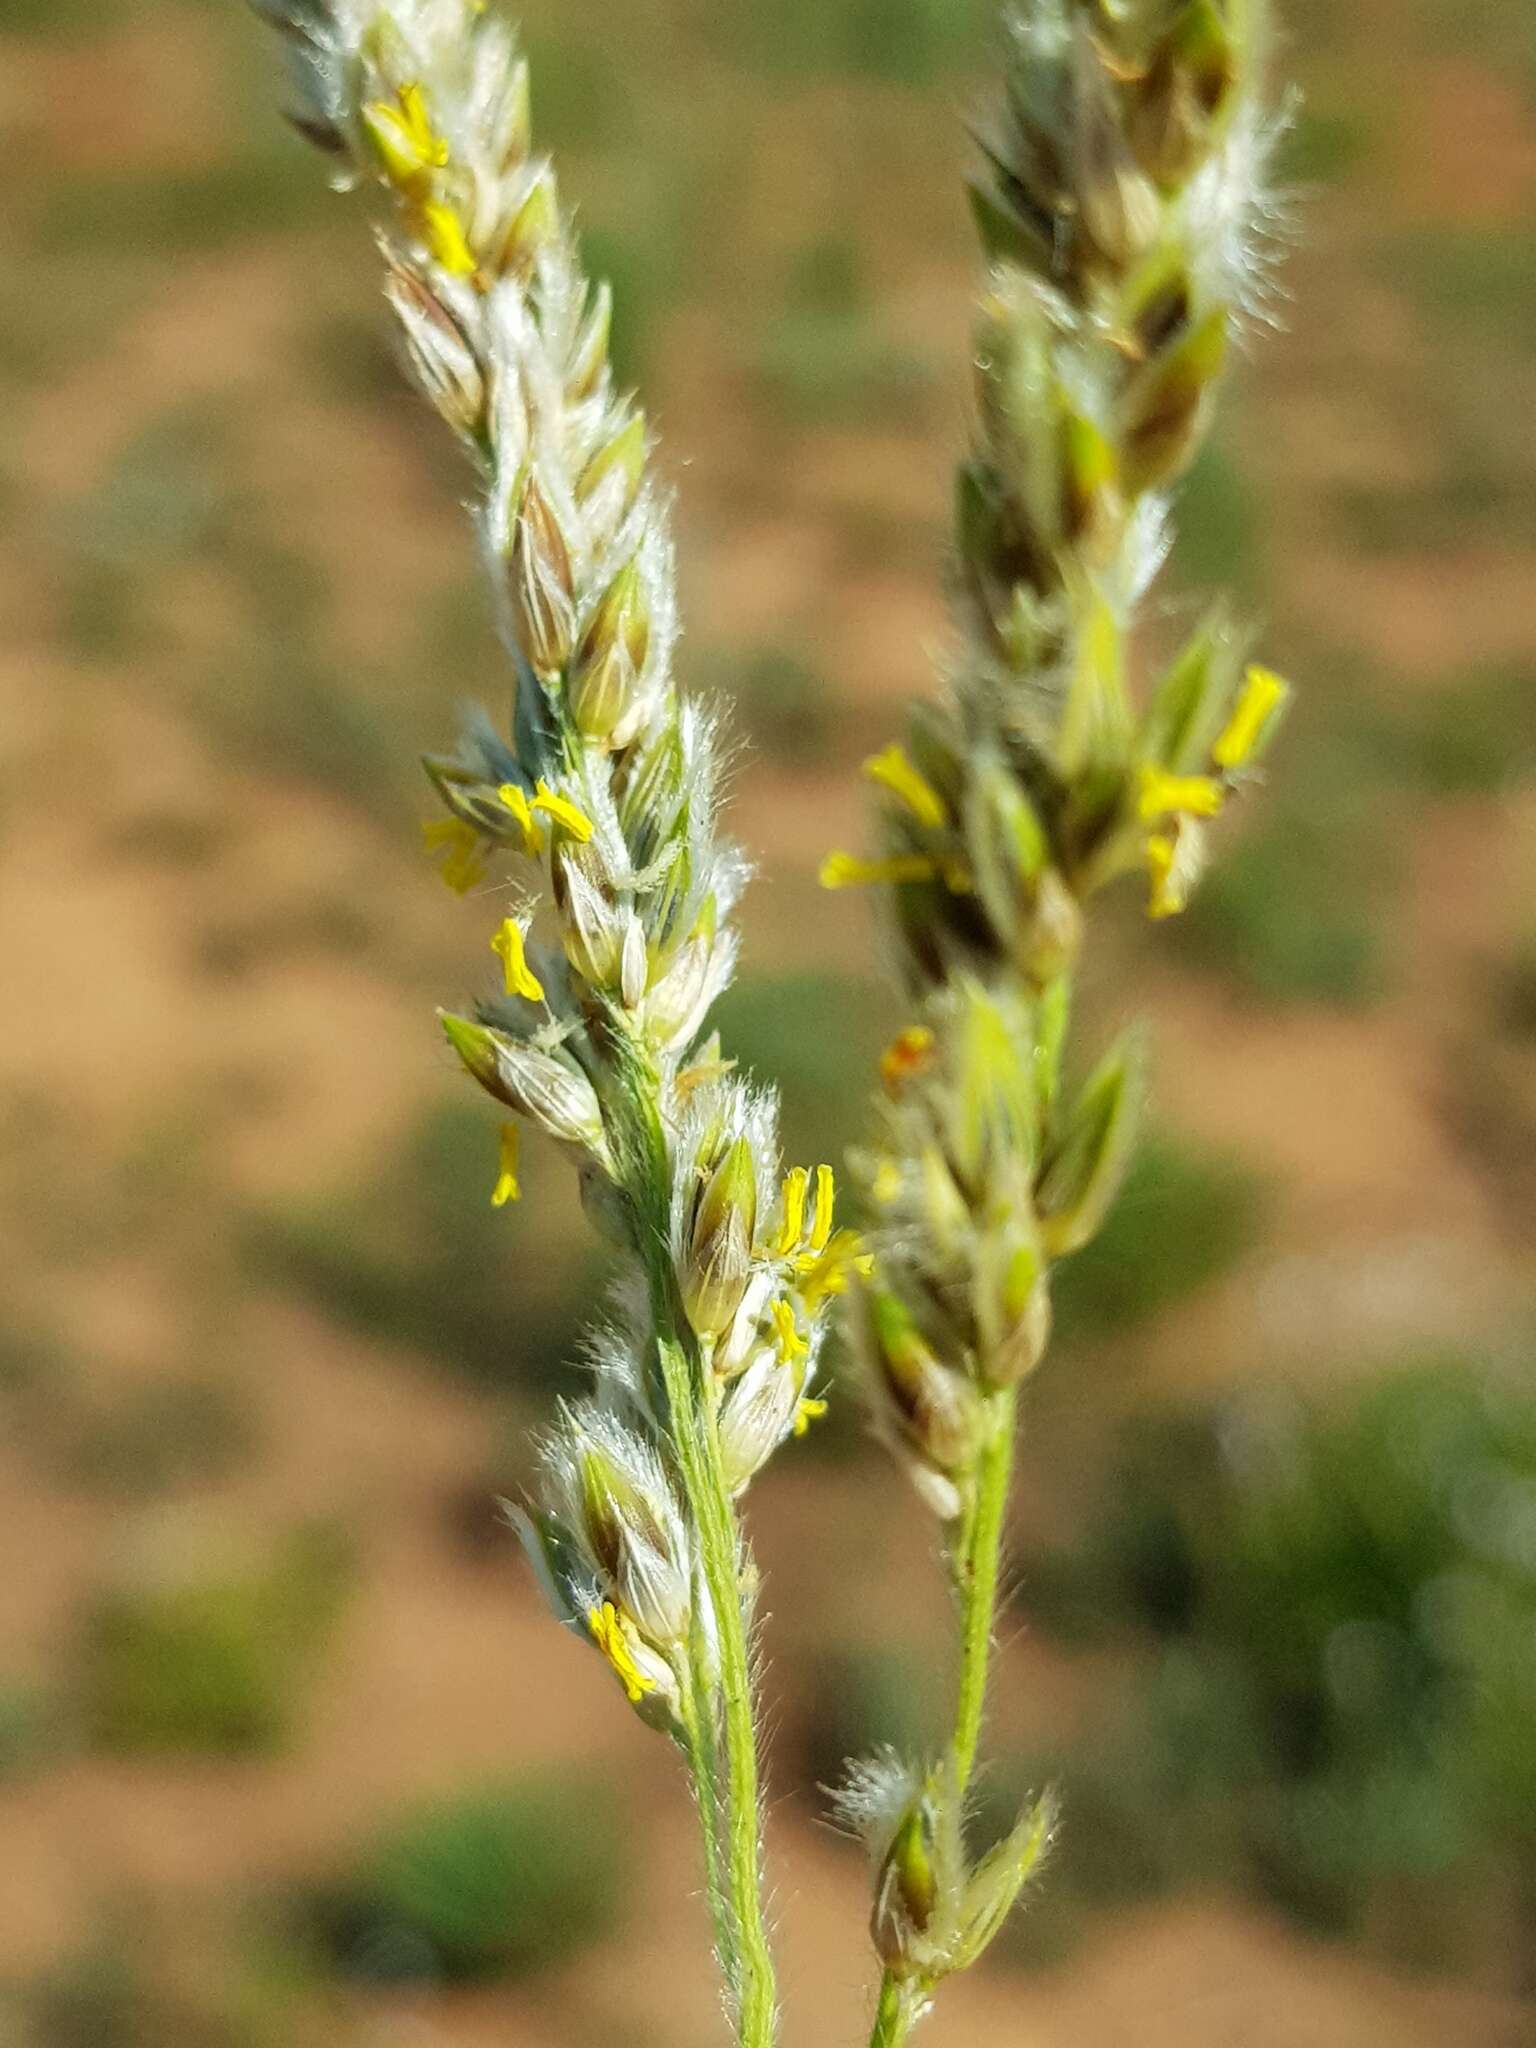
[1136,764,1225,822]
[532,779,594,843]
[1144,814,1206,920]
[808,1164,836,1256]
[863,743,948,830]
[421,200,478,280]
[1212,665,1291,772]
[770,1297,808,1361]
[793,1395,828,1437]
[361,80,449,194]
[491,1121,522,1207]
[587,1601,657,1704]
[796,1228,874,1310]
[496,783,548,856]
[771,1167,809,1258]
[421,816,487,894]
[820,852,939,890]
[491,917,544,1001]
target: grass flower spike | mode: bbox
[241,2,868,2038]
[247,1,1296,2041]
[835,4,1295,2041]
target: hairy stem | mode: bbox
[658,1331,776,2047]
[869,1969,920,2048]
[950,1387,1019,1792]
[702,1392,777,2047]
[678,1660,736,1988]
[867,1388,1019,2048]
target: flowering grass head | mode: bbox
[246,4,1298,2044]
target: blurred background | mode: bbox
[1,0,1534,2042]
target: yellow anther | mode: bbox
[862,744,947,829]
[587,1602,654,1704]
[880,1025,936,1094]
[1146,832,1186,919]
[398,84,445,158]
[1137,765,1225,822]
[532,779,595,842]
[421,816,487,894]
[492,1122,522,1207]
[808,1164,836,1254]
[496,783,548,856]
[872,1158,904,1206]
[422,201,478,278]
[362,81,449,190]
[793,1396,829,1438]
[771,1297,808,1360]
[491,918,545,1002]
[819,852,938,890]
[1212,665,1290,771]
[773,1167,810,1258]
[796,1228,873,1309]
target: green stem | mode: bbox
[678,1659,736,1990]
[613,1057,776,2047]
[864,1390,1018,2048]
[658,1330,777,2048]
[869,1970,918,2048]
[701,1384,777,2046]
[950,1387,1018,1791]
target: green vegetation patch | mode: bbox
[3,0,121,39]
[720,0,990,84]
[1495,931,1536,1041]
[1384,224,1536,357]
[38,1372,258,1501]
[35,147,340,260]
[1338,661,1536,798]
[1013,1361,1536,1968]
[1167,438,1265,601]
[797,1644,946,1799]
[751,236,933,428]
[306,1775,628,1984]
[80,1524,352,1757]
[20,1919,320,2048]
[246,1101,601,1398]
[1053,1132,1271,1343]
[713,972,891,1169]
[1277,105,1378,185]
[0,1681,59,1784]
[702,645,834,765]
[1169,785,1395,1007]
